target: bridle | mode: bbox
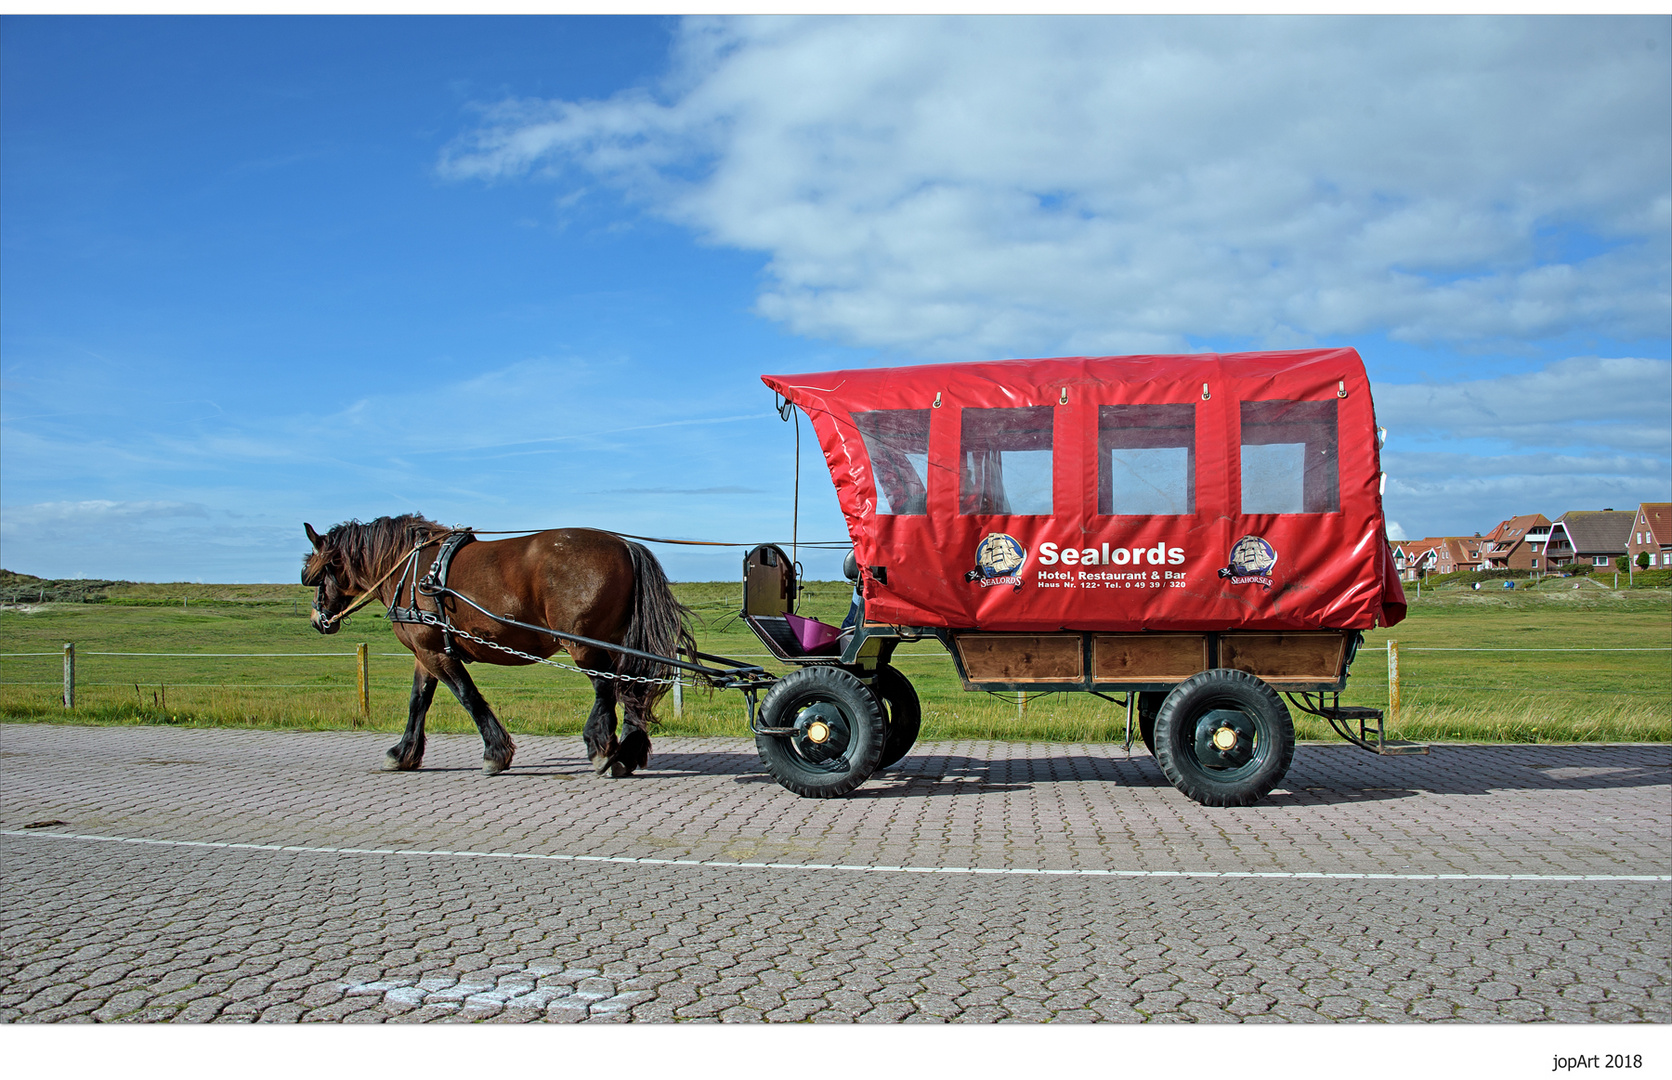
[304,538,437,632]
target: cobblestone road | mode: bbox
[3,724,1667,1023]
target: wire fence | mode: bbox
[3,642,1668,726]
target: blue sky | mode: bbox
[3,15,1669,582]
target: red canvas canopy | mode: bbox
[764,349,1406,633]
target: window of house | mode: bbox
[853,409,930,516]
[1594,555,1610,567]
[1240,400,1339,514]
[1097,404,1195,515]
[959,407,1054,515]
[1531,559,1538,568]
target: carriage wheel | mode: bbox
[756,667,885,798]
[1136,691,1166,756]
[869,665,921,770]
[1152,669,1295,807]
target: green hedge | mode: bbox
[1420,566,1672,589]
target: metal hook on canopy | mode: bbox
[1337,380,1348,399]
[1058,388,1069,405]
[1201,382,1211,401]
[932,392,942,409]
[775,393,795,421]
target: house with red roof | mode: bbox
[1435,536,1484,575]
[1392,540,1435,581]
[1479,513,1552,572]
[1626,502,1672,568]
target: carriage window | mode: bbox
[1098,404,1195,515]
[960,407,1054,515]
[853,409,930,515]
[1240,400,1339,514]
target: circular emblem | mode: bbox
[974,533,1026,578]
[1227,535,1277,576]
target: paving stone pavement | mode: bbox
[2,724,1667,1023]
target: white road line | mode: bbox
[5,829,1667,882]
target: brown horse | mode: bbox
[302,515,693,777]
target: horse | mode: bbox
[302,515,693,778]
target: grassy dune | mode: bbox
[1,578,1667,745]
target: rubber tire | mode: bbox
[869,665,922,770]
[756,667,886,798]
[1136,691,1166,756]
[1152,669,1295,807]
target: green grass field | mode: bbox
[1,577,1667,745]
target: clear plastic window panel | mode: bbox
[1098,404,1195,515]
[1239,400,1340,514]
[959,407,1054,515]
[853,409,931,515]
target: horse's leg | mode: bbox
[383,663,438,771]
[581,675,620,776]
[608,672,656,778]
[612,705,651,779]
[432,658,516,775]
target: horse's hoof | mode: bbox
[482,759,508,776]
[382,753,403,771]
[590,753,613,776]
[609,761,632,778]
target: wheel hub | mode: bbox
[1194,708,1257,770]
[792,702,850,764]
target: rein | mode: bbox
[317,525,851,631]
[436,530,851,549]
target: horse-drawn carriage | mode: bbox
[742,348,1414,806]
[304,348,1413,808]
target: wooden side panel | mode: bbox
[954,633,1084,683]
[1091,634,1210,684]
[1220,631,1347,684]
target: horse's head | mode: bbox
[302,522,349,635]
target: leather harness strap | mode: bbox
[388,530,476,658]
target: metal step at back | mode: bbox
[1350,708,1430,756]
[1287,693,1430,756]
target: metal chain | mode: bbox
[402,610,682,687]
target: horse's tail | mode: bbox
[617,540,697,725]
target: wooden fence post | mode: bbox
[356,643,370,725]
[1387,639,1400,726]
[62,643,75,709]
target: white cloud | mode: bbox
[1373,357,1672,453]
[0,355,817,582]
[0,501,296,581]
[441,15,1671,359]
[0,500,210,531]
[1372,356,1670,535]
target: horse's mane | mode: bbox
[305,514,447,591]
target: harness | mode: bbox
[313,526,764,694]
[388,530,476,658]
